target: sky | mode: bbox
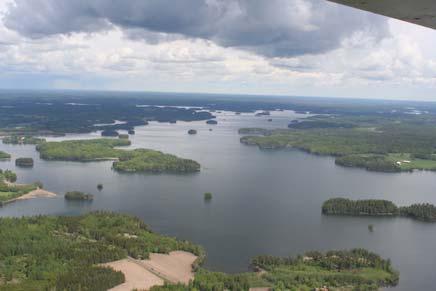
[0,0,435,100]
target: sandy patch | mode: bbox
[15,188,57,200]
[140,251,197,284]
[102,259,164,291]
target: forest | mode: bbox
[0,212,204,290]
[322,198,436,222]
[37,139,201,173]
[240,113,436,172]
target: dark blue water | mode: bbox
[1,110,435,290]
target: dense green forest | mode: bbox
[240,114,436,172]
[113,149,200,173]
[322,198,436,222]
[0,151,10,159]
[0,170,38,205]
[0,212,204,290]
[64,191,94,201]
[151,249,398,291]
[37,139,200,173]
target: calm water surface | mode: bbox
[1,110,435,290]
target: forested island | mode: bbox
[64,191,94,201]
[240,114,436,172]
[15,157,34,168]
[322,198,436,222]
[37,139,201,173]
[0,170,39,206]
[0,151,10,159]
[0,212,398,291]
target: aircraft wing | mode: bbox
[328,0,436,30]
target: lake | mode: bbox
[1,109,435,290]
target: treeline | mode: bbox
[0,212,204,290]
[322,198,436,222]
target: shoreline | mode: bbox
[1,188,57,206]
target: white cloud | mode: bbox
[0,0,435,100]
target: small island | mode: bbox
[97,183,103,191]
[0,151,10,160]
[322,198,436,222]
[204,192,212,201]
[206,119,218,125]
[101,129,119,137]
[15,157,34,168]
[128,129,135,135]
[64,191,94,201]
[2,135,45,145]
[37,139,201,174]
[188,129,197,135]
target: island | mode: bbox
[322,198,436,222]
[15,157,34,168]
[64,191,94,201]
[37,139,201,174]
[2,135,45,145]
[128,129,135,135]
[188,129,197,135]
[0,212,398,291]
[206,119,218,125]
[0,151,10,160]
[101,129,119,137]
[239,113,436,173]
[204,192,212,201]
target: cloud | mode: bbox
[3,0,389,57]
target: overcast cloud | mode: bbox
[0,0,435,99]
